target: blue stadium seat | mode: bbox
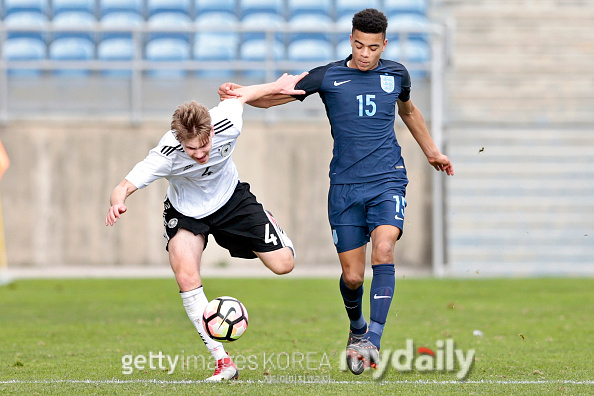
[98,11,143,76]
[145,38,190,78]
[335,0,380,19]
[97,37,136,76]
[100,11,143,40]
[194,12,239,76]
[240,0,283,18]
[287,0,331,18]
[3,37,46,76]
[195,0,236,15]
[3,11,49,41]
[288,13,332,43]
[49,36,95,75]
[384,0,428,17]
[387,13,430,42]
[52,0,95,15]
[147,11,192,42]
[336,38,351,59]
[52,10,96,43]
[239,37,284,78]
[384,38,430,78]
[100,0,142,16]
[287,38,333,73]
[4,0,48,15]
[147,0,190,16]
[240,12,285,44]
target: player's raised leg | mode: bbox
[168,228,238,381]
[255,210,295,275]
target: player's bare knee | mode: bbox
[274,253,294,275]
[372,241,395,263]
[342,272,364,289]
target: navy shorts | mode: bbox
[163,182,286,259]
[328,178,407,253]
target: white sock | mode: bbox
[180,287,227,361]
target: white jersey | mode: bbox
[125,99,244,219]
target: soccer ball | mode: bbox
[202,296,249,342]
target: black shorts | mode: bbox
[163,182,285,259]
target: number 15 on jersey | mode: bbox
[357,94,376,117]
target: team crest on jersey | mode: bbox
[380,75,395,93]
[220,143,232,157]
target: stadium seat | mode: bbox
[287,38,333,73]
[387,13,430,42]
[147,0,191,16]
[49,36,95,75]
[51,10,97,41]
[239,37,285,78]
[194,12,239,76]
[288,13,333,43]
[3,11,49,41]
[240,12,285,44]
[98,11,143,76]
[2,37,46,76]
[52,0,95,15]
[147,11,192,42]
[335,0,380,19]
[97,37,136,76]
[100,0,142,16]
[240,0,283,18]
[384,0,428,17]
[336,38,351,59]
[100,11,143,40]
[384,38,430,78]
[195,0,236,15]
[145,38,190,78]
[287,0,331,18]
[4,0,48,15]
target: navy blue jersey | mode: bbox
[293,55,411,184]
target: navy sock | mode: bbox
[339,275,367,334]
[367,264,395,350]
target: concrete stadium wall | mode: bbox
[0,119,433,271]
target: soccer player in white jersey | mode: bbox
[105,72,306,381]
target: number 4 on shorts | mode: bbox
[264,223,278,245]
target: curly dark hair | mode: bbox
[352,8,388,36]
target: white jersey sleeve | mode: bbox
[125,133,177,189]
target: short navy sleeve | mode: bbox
[398,68,411,102]
[292,61,341,101]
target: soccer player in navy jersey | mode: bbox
[219,8,454,374]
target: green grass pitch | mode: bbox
[1,276,592,395]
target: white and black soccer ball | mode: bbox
[202,296,249,342]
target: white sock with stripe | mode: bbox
[180,287,227,361]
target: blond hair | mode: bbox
[171,101,212,144]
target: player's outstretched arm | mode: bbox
[105,179,138,226]
[397,99,454,176]
[218,73,305,108]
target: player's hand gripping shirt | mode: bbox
[293,55,411,185]
[125,99,243,218]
